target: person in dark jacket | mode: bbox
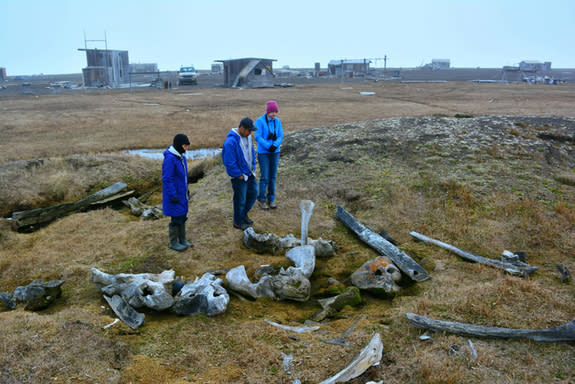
[222,117,258,230]
[254,100,283,210]
[162,133,193,251]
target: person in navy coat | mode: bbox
[162,134,193,251]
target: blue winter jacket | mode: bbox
[222,129,256,178]
[162,146,189,217]
[254,114,283,154]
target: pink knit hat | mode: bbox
[266,100,279,114]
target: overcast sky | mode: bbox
[1,0,574,75]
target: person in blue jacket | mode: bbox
[162,133,193,251]
[222,117,258,230]
[254,100,283,210]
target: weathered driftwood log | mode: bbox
[409,232,538,276]
[319,333,383,384]
[406,313,575,342]
[11,182,128,230]
[336,206,430,282]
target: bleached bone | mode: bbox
[12,279,65,311]
[410,231,538,276]
[104,294,145,330]
[282,352,294,374]
[313,287,362,322]
[322,316,364,347]
[173,273,229,316]
[285,245,315,279]
[91,268,175,311]
[243,228,335,257]
[123,197,163,220]
[351,256,402,297]
[337,206,430,282]
[225,265,310,302]
[300,200,314,245]
[265,318,320,333]
[103,318,120,329]
[406,312,575,342]
[319,333,383,384]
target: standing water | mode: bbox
[124,148,221,160]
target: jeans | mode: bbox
[257,152,280,203]
[231,174,258,225]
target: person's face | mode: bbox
[182,144,190,151]
[267,111,278,120]
[239,126,252,137]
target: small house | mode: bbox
[328,59,371,77]
[78,48,130,87]
[215,58,276,88]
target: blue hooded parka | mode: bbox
[162,146,189,217]
[222,129,256,178]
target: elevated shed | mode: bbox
[215,58,276,88]
[78,48,130,87]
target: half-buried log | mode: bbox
[406,313,575,342]
[336,206,430,282]
[409,231,538,276]
[11,182,128,230]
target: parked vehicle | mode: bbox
[178,66,198,85]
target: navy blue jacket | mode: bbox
[222,129,256,178]
[162,146,189,217]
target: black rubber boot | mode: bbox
[169,225,187,252]
[178,222,193,248]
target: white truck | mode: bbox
[178,66,198,85]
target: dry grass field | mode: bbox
[1,80,574,384]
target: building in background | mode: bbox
[0,67,6,81]
[419,59,450,70]
[519,61,551,72]
[328,59,371,77]
[211,63,223,74]
[78,48,130,87]
[215,58,276,88]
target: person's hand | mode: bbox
[268,144,277,152]
[170,197,179,203]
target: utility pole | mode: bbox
[383,55,387,75]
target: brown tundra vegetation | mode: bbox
[0,78,574,383]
